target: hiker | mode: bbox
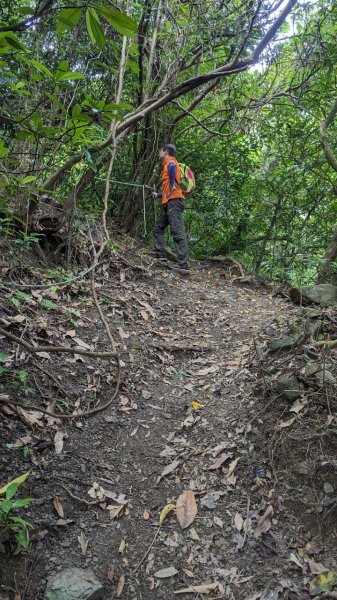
[152,144,189,275]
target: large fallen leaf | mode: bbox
[160,503,176,525]
[156,460,180,484]
[307,558,328,575]
[276,416,296,429]
[154,566,178,578]
[174,582,218,595]
[209,452,232,470]
[78,531,89,556]
[254,505,274,538]
[194,365,218,376]
[53,496,64,518]
[234,513,243,532]
[176,490,197,529]
[116,574,125,597]
[309,571,337,596]
[289,397,308,414]
[54,430,64,454]
[0,471,31,496]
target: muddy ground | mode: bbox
[0,245,336,600]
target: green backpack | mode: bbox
[178,163,195,195]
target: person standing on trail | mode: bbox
[152,144,189,275]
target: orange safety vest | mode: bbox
[161,156,185,205]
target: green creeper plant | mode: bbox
[0,471,34,550]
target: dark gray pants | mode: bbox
[153,198,189,267]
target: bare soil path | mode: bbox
[0,254,335,600]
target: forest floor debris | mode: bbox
[0,240,336,600]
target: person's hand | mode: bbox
[151,191,157,199]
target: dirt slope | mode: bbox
[0,251,336,600]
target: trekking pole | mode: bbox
[142,184,147,237]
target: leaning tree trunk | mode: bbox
[317,98,337,284]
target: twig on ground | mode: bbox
[133,526,162,573]
[61,485,100,506]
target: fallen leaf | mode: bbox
[174,582,218,595]
[234,513,243,532]
[227,457,240,477]
[307,558,328,575]
[156,460,180,484]
[176,490,197,529]
[209,442,232,457]
[154,566,178,578]
[0,471,31,496]
[159,503,176,525]
[119,539,126,554]
[53,497,64,518]
[309,571,337,596]
[140,310,149,321]
[116,574,125,597]
[78,531,89,556]
[143,510,150,520]
[290,397,308,414]
[276,416,296,429]
[107,564,116,582]
[209,452,232,470]
[258,532,277,557]
[194,365,218,376]
[54,430,64,454]
[254,505,274,538]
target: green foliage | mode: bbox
[0,473,34,551]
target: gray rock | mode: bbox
[323,482,334,494]
[45,568,104,600]
[276,376,302,400]
[290,284,337,306]
[305,362,336,384]
[295,462,310,475]
[267,337,298,351]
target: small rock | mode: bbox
[141,389,152,400]
[267,337,299,351]
[44,568,103,600]
[290,284,337,306]
[323,482,334,494]
[295,462,310,475]
[276,376,302,400]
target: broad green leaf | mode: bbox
[0,499,14,513]
[86,9,106,50]
[98,7,137,38]
[45,93,67,113]
[6,483,18,500]
[0,32,26,51]
[21,176,37,184]
[56,8,83,34]
[12,498,35,508]
[29,59,53,79]
[0,140,9,158]
[72,104,82,119]
[0,471,31,496]
[57,71,84,81]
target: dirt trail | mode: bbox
[0,256,329,599]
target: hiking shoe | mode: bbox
[166,261,189,275]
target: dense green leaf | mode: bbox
[85,8,106,50]
[56,8,83,34]
[98,7,137,38]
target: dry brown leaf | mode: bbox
[254,505,274,538]
[116,574,125,597]
[276,416,296,429]
[176,490,197,529]
[118,539,126,554]
[156,460,180,484]
[143,510,150,520]
[54,430,64,454]
[174,582,218,595]
[208,452,232,470]
[140,310,148,321]
[227,457,239,477]
[194,365,218,376]
[290,397,308,414]
[234,512,243,532]
[107,564,116,582]
[154,566,178,578]
[53,496,64,518]
[78,531,89,556]
[307,558,329,575]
